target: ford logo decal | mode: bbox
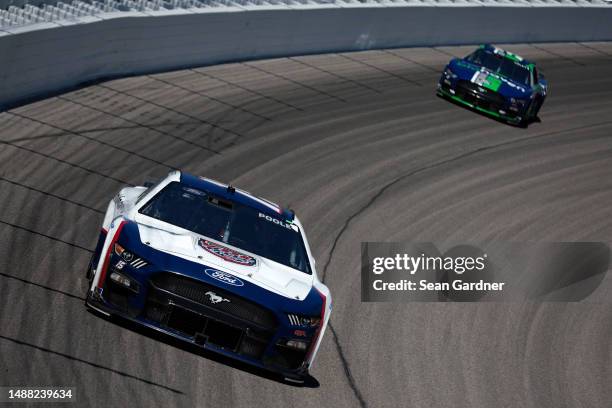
[204,268,244,287]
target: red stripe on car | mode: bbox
[97,220,126,289]
[305,288,326,364]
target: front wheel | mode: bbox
[533,98,544,119]
[527,97,543,120]
[86,255,96,284]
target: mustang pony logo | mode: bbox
[198,239,256,266]
[205,291,230,304]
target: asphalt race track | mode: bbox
[1,43,612,408]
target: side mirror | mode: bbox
[539,71,547,84]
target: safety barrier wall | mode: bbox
[1,4,612,110]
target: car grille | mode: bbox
[141,272,280,360]
[143,301,271,359]
[454,80,507,110]
[149,273,278,330]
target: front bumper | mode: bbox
[437,80,523,124]
[86,272,312,382]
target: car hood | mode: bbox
[135,221,314,301]
[449,58,532,98]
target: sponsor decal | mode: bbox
[258,212,298,232]
[205,291,230,304]
[198,239,256,266]
[471,70,501,92]
[471,68,526,93]
[204,268,244,287]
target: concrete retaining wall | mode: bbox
[1,4,612,110]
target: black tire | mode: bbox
[526,97,543,121]
[86,255,96,282]
[531,97,544,119]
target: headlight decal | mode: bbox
[114,243,148,269]
[287,313,321,328]
[109,270,140,293]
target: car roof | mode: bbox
[480,44,535,69]
[179,172,295,221]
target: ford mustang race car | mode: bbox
[86,170,331,383]
[437,44,548,126]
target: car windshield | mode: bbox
[139,182,311,274]
[466,49,531,86]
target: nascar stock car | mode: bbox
[437,44,548,126]
[85,170,331,383]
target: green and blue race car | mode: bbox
[437,44,548,126]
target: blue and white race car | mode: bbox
[86,171,331,383]
[437,44,548,126]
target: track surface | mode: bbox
[1,43,612,408]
